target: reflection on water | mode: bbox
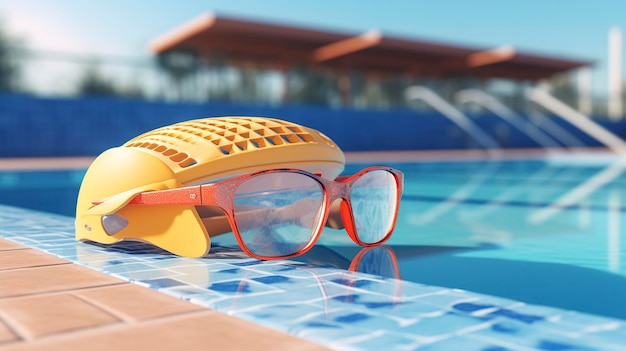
[391,159,626,276]
[295,245,401,279]
[528,161,626,224]
[349,246,400,278]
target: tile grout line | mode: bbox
[0,309,216,346]
[0,262,72,272]
[0,262,73,273]
[69,290,146,324]
[0,247,31,252]
[0,312,23,344]
[70,290,212,325]
[0,281,128,301]
[0,307,30,342]
[0,288,88,303]
[66,292,128,324]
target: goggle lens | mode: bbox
[233,172,325,257]
[350,169,398,244]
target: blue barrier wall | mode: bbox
[2,93,626,157]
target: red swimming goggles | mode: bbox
[116,166,403,260]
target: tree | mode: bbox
[0,19,20,91]
[156,49,201,100]
[289,65,337,106]
[77,65,118,96]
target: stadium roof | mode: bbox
[149,12,591,81]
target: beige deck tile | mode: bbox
[0,311,330,351]
[0,294,120,339]
[0,249,69,271]
[0,264,124,298]
[73,284,205,321]
[0,239,26,251]
[0,319,19,344]
[0,213,329,350]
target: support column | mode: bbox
[279,61,290,103]
[578,67,592,116]
[608,27,623,120]
[338,68,351,107]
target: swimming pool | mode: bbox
[2,154,626,349]
[348,157,626,320]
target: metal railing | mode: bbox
[405,86,501,153]
[455,89,564,151]
[527,87,626,154]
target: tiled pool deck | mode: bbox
[2,206,626,350]
[2,152,626,350]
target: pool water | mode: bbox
[320,158,626,320]
[2,156,625,321]
[0,169,85,216]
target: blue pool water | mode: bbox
[0,168,85,216]
[341,158,626,320]
[2,155,626,323]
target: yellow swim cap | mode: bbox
[76,116,345,257]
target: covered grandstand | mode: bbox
[3,12,625,158]
[149,12,591,108]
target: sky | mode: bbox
[0,0,625,95]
